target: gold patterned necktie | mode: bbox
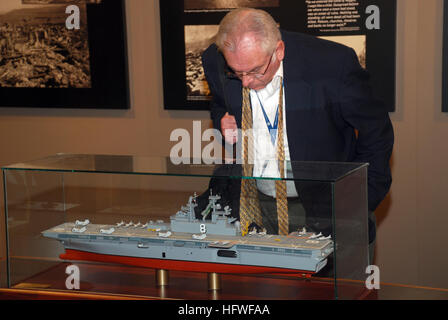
[275,79,289,236]
[239,87,263,236]
[239,79,289,236]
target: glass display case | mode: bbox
[1,154,369,300]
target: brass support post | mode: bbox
[155,269,169,287]
[208,273,221,291]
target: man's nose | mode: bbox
[241,75,253,88]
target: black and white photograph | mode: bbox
[319,35,366,69]
[443,0,448,112]
[184,25,219,100]
[184,0,279,12]
[0,0,129,109]
[161,0,396,111]
[0,0,92,88]
[22,0,102,4]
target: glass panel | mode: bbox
[333,165,369,299]
[61,172,209,227]
[2,155,369,299]
[3,170,66,287]
[291,179,336,294]
[0,172,6,288]
[4,154,367,182]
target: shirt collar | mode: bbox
[255,61,283,98]
[273,61,284,90]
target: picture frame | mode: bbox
[0,0,129,109]
[160,0,397,112]
[443,0,448,113]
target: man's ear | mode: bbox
[276,40,285,61]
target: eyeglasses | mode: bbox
[225,50,275,80]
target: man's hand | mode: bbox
[221,112,238,145]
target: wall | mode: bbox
[1,0,448,290]
[375,0,448,288]
[0,0,213,286]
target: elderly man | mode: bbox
[201,8,394,264]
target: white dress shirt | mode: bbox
[250,62,299,198]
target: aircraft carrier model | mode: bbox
[42,192,334,275]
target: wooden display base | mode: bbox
[0,261,372,300]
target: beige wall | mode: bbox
[375,0,448,288]
[1,0,448,290]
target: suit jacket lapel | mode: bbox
[214,48,243,128]
[223,78,243,128]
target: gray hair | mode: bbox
[215,8,281,54]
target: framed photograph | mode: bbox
[160,0,397,111]
[0,0,129,109]
[443,0,448,113]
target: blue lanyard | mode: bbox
[254,84,283,146]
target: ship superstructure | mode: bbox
[170,191,239,236]
[42,192,334,274]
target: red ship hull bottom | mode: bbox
[60,249,315,276]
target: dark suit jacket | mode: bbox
[201,30,394,242]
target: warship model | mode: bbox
[42,191,334,274]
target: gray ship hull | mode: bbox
[43,223,333,274]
